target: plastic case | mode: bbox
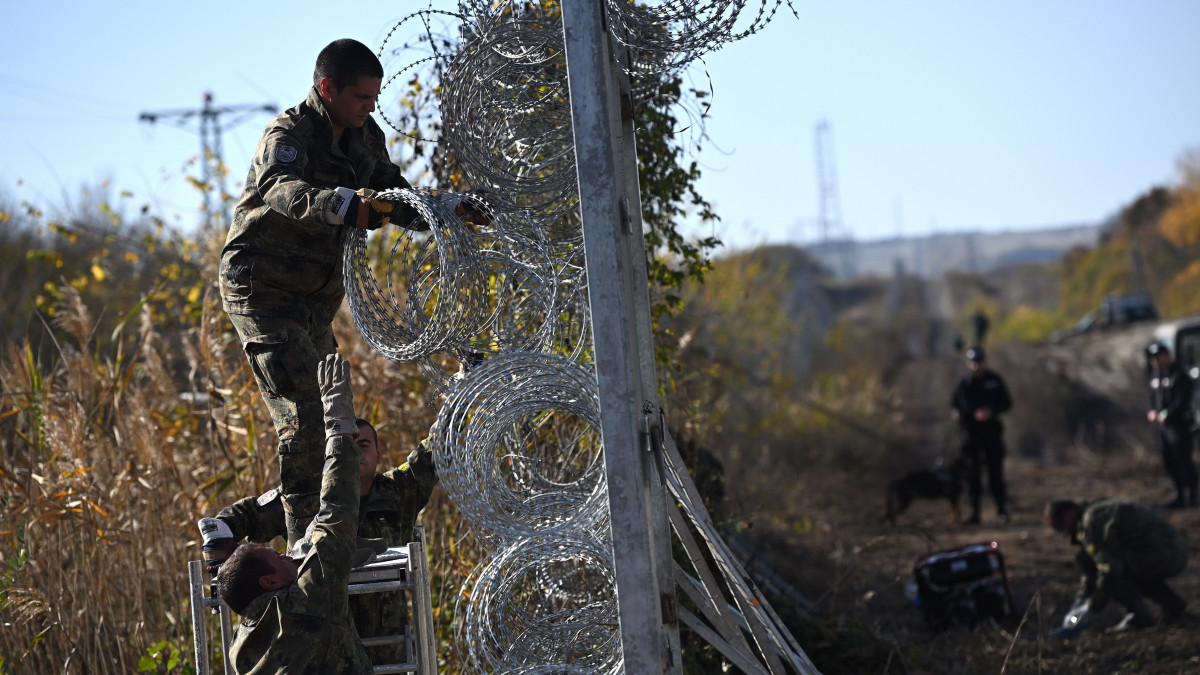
[912,541,1015,630]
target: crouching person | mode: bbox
[215,354,371,674]
[1045,498,1188,635]
[200,418,437,665]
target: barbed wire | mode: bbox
[459,529,623,674]
[605,0,799,74]
[350,0,799,669]
[343,187,490,362]
[429,352,609,545]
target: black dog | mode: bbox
[882,459,965,524]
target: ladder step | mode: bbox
[360,635,407,647]
[372,664,417,674]
[348,581,408,595]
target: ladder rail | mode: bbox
[189,532,435,675]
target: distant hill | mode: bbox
[806,223,1102,279]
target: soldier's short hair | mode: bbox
[356,418,379,446]
[1044,500,1080,531]
[215,545,274,614]
[314,39,384,91]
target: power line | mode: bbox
[138,92,276,229]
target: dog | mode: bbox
[882,458,965,524]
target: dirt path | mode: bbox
[736,278,1200,673]
[827,448,1200,674]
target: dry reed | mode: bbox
[0,280,485,673]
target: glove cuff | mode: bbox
[328,186,357,225]
[197,517,233,543]
[326,417,359,439]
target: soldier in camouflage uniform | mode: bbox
[220,38,426,547]
[215,354,371,674]
[1045,498,1188,633]
[200,419,437,665]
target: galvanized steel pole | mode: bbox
[561,0,682,671]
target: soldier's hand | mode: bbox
[439,192,491,226]
[197,517,236,575]
[347,189,393,230]
[1054,597,1092,636]
[317,354,358,439]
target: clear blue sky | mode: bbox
[3,1,1198,250]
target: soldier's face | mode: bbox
[258,547,298,585]
[357,424,380,485]
[320,76,382,132]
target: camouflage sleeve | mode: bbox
[292,434,362,618]
[404,437,438,483]
[216,488,285,544]
[254,126,351,227]
[402,437,438,504]
[378,437,439,534]
[365,133,411,192]
[1081,507,1126,609]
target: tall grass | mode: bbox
[0,277,489,673]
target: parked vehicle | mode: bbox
[1051,292,1159,343]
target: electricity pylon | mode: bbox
[139,92,277,229]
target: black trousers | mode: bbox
[961,435,1006,515]
[1158,425,1198,500]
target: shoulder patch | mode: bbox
[275,145,298,163]
[257,487,280,506]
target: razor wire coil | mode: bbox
[348,1,799,670]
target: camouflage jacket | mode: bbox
[1071,498,1188,609]
[219,440,437,663]
[227,433,370,675]
[220,86,416,320]
[217,439,437,546]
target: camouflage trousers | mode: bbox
[227,312,337,546]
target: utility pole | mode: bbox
[139,92,277,229]
[560,1,680,669]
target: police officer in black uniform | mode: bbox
[950,347,1013,524]
[1146,342,1198,509]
